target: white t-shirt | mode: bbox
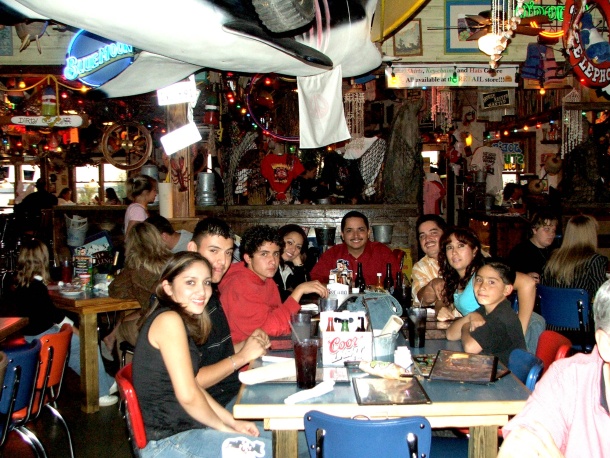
[471,146,504,195]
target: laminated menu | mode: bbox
[428,350,508,384]
[353,377,431,405]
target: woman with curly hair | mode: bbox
[434,227,540,350]
[106,221,172,359]
[543,214,608,302]
[273,224,309,301]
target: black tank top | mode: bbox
[133,306,205,441]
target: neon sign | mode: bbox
[64,30,134,87]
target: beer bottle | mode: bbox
[356,316,366,332]
[326,317,335,332]
[341,319,350,332]
[375,273,383,291]
[383,263,394,293]
[354,262,366,293]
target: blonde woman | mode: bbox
[106,222,172,358]
[542,214,608,301]
[124,174,157,237]
[2,238,118,406]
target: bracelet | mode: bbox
[228,355,237,372]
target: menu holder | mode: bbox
[353,377,431,405]
[428,350,505,384]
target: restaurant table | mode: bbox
[0,316,28,341]
[234,340,530,458]
[49,289,140,413]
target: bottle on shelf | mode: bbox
[383,263,394,293]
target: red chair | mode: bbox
[535,330,572,374]
[116,364,147,456]
[12,324,74,458]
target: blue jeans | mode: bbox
[142,429,272,458]
[25,325,114,396]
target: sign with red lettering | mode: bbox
[563,0,610,89]
[320,312,372,366]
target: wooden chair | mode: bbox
[304,410,431,458]
[115,364,147,456]
[535,330,572,374]
[537,285,592,353]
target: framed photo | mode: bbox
[445,0,490,54]
[393,19,422,56]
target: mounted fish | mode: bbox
[15,19,48,53]
[1,0,381,97]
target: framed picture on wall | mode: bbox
[445,0,490,54]
[393,19,423,56]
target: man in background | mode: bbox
[146,214,193,253]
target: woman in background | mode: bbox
[133,252,270,457]
[57,187,75,205]
[2,238,118,406]
[106,222,172,360]
[273,224,309,301]
[105,187,121,205]
[542,214,608,301]
[124,175,157,237]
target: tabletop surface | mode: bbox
[0,316,29,340]
[48,288,141,313]
[235,340,530,416]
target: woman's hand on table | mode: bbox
[236,329,270,365]
[436,306,455,322]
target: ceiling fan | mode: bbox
[462,11,552,41]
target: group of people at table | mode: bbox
[1,174,608,457]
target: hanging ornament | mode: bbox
[203,86,220,126]
[561,88,583,157]
[41,85,57,117]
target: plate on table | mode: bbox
[60,290,84,297]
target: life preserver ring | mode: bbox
[563,0,610,88]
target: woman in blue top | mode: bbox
[132,252,271,457]
[435,228,538,343]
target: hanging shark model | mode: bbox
[1,0,381,97]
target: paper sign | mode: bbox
[157,75,199,106]
[320,311,372,366]
[160,122,202,155]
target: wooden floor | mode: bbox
[2,367,132,458]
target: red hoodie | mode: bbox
[218,262,300,343]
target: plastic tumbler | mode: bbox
[293,339,319,389]
[407,308,427,348]
[61,260,72,283]
[290,312,312,342]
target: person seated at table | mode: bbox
[107,222,172,360]
[147,214,193,253]
[273,224,309,301]
[502,182,526,214]
[411,214,447,308]
[0,238,118,406]
[508,209,558,283]
[435,227,544,353]
[105,187,121,205]
[542,214,607,304]
[133,252,271,457]
[187,217,270,407]
[219,225,327,344]
[57,187,75,205]
[498,279,610,458]
[309,210,401,287]
[447,262,526,365]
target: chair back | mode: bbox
[116,364,147,452]
[0,340,41,444]
[537,284,590,351]
[535,330,572,373]
[304,410,431,458]
[0,352,8,394]
[508,348,544,391]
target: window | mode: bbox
[75,163,127,204]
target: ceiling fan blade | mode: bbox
[515,25,542,36]
[466,29,489,41]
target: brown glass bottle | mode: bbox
[383,263,394,292]
[326,317,335,332]
[356,316,366,332]
[354,262,366,292]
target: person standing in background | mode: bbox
[123,175,157,237]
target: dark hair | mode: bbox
[341,211,369,232]
[503,183,521,200]
[241,225,281,259]
[278,224,308,256]
[35,178,46,191]
[126,174,156,200]
[146,214,176,235]
[529,209,559,236]
[143,252,212,345]
[58,188,71,199]
[479,261,515,285]
[106,188,120,201]
[416,214,448,234]
[191,217,234,248]
[438,227,484,305]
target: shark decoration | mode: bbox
[1,0,382,98]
